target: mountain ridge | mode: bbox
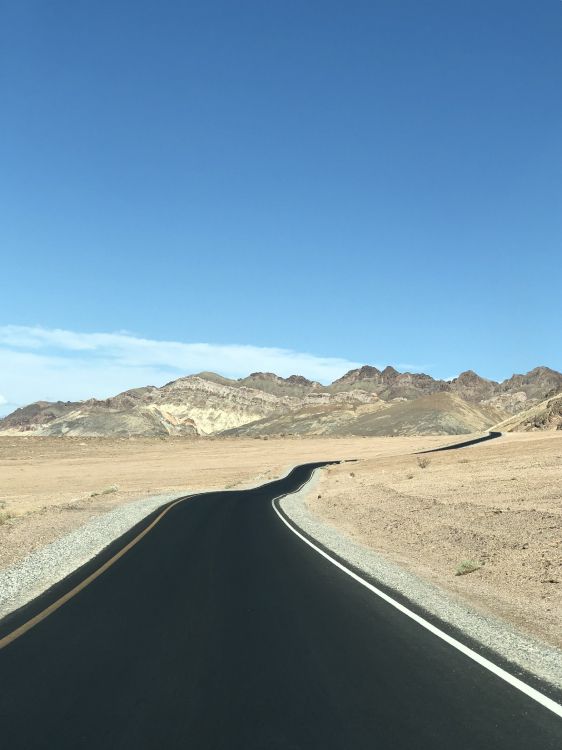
[1,364,560,438]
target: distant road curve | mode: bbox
[416,430,502,454]
[1,454,561,749]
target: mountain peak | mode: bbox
[526,366,559,377]
[449,370,497,401]
[332,365,382,385]
[455,370,489,383]
[285,374,314,386]
[245,371,282,381]
[381,365,399,379]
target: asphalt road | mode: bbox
[416,430,503,453]
[0,462,560,749]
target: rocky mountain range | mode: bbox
[1,365,561,438]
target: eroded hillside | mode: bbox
[1,365,560,437]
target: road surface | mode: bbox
[416,430,503,453]
[0,462,560,748]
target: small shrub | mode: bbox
[455,560,481,577]
[458,458,469,464]
[0,511,14,525]
[349,472,355,478]
[417,456,431,469]
[406,472,414,480]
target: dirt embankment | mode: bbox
[309,432,562,648]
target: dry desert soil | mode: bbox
[0,432,560,649]
[310,432,562,648]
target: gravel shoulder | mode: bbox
[280,468,562,692]
[306,432,562,651]
[0,491,182,620]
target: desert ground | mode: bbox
[1,432,560,648]
[310,432,562,648]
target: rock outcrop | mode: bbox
[493,392,562,432]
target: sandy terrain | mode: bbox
[0,434,444,570]
[309,432,562,648]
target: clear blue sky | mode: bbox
[1,1,561,409]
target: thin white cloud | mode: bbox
[0,392,15,417]
[0,325,366,413]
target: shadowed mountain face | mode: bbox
[1,366,561,438]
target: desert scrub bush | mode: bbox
[417,456,431,469]
[455,560,481,577]
[406,472,414,480]
[0,510,14,525]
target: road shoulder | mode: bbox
[278,470,562,694]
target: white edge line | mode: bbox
[271,471,562,719]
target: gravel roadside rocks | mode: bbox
[0,492,183,621]
[280,471,562,692]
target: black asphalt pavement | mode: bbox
[1,462,560,749]
[416,430,503,453]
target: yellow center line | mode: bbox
[0,494,193,651]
